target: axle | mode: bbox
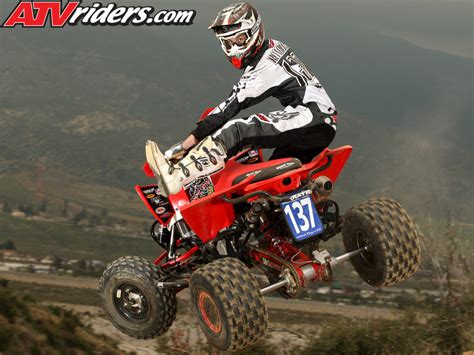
[330,245,368,267]
[259,246,368,295]
[260,279,289,295]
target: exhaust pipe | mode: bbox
[313,176,333,196]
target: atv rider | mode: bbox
[146,2,337,197]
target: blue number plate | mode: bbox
[281,191,324,241]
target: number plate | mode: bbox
[281,190,324,241]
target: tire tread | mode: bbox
[99,256,177,339]
[343,197,421,287]
[190,258,268,351]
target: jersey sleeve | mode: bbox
[191,61,290,140]
[191,84,242,141]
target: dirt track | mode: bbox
[0,271,397,320]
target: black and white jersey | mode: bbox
[192,39,337,141]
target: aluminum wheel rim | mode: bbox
[198,291,222,333]
[113,283,150,322]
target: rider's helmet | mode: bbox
[209,3,265,70]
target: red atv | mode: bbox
[99,109,421,352]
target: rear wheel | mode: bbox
[99,256,177,338]
[342,197,421,287]
[190,258,268,351]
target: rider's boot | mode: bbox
[145,136,227,197]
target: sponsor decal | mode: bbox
[276,162,295,170]
[236,148,260,164]
[236,155,250,163]
[138,185,173,220]
[2,1,196,28]
[142,187,155,194]
[256,113,270,123]
[155,207,166,215]
[186,177,214,201]
[268,41,289,64]
[290,190,312,201]
[151,197,162,204]
[246,170,261,177]
[196,156,210,168]
[267,111,299,123]
[248,149,259,157]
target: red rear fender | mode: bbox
[177,146,352,242]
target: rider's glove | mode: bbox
[165,142,186,161]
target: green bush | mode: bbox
[59,310,82,332]
[48,305,62,317]
[303,313,429,355]
[0,324,13,351]
[426,293,474,354]
[0,289,18,322]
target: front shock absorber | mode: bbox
[245,202,264,226]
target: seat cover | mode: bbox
[232,158,302,185]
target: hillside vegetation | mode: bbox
[0,279,120,354]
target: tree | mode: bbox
[0,240,16,250]
[88,214,101,226]
[37,198,47,214]
[76,259,87,271]
[61,199,69,218]
[18,204,34,216]
[71,208,87,224]
[100,207,108,220]
[2,203,12,214]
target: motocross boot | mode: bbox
[145,136,227,197]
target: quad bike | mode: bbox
[99,108,421,352]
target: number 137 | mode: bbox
[283,197,316,234]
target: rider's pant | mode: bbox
[212,102,337,163]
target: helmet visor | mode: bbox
[213,23,242,35]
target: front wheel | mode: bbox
[190,258,268,351]
[99,256,177,338]
[342,197,421,287]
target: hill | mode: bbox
[0,160,149,222]
[0,0,472,221]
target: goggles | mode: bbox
[218,31,251,51]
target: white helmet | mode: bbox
[209,3,265,69]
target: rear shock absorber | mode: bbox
[262,227,328,286]
[262,227,300,261]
